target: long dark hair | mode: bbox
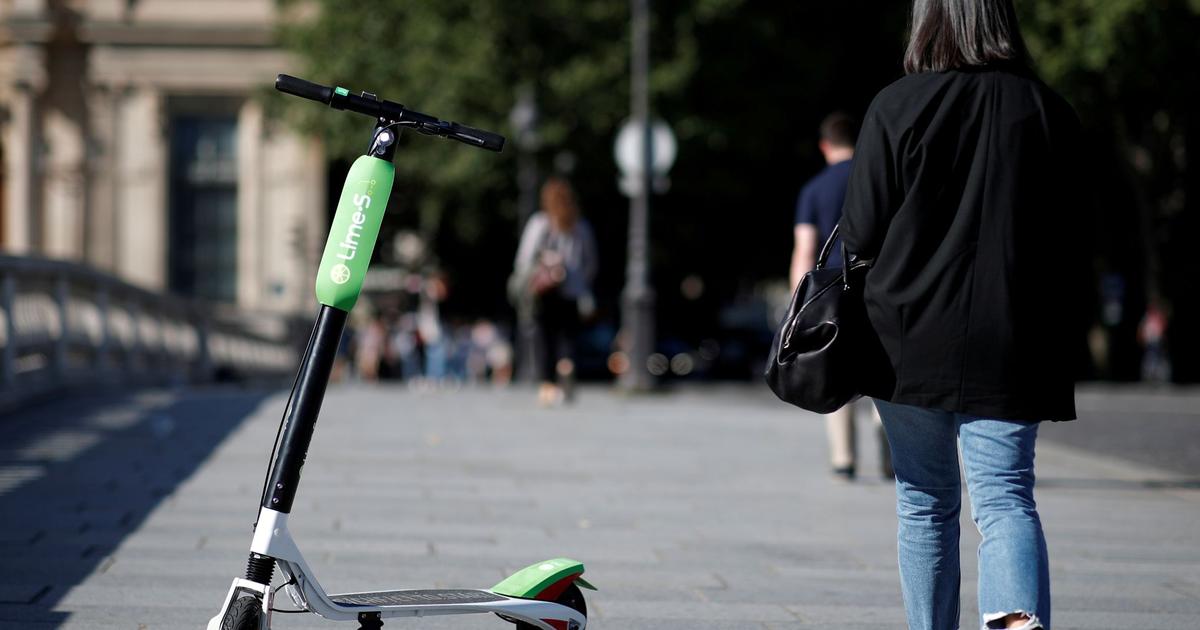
[904,0,1031,74]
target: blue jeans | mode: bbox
[874,400,1050,630]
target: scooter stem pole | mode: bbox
[258,120,396,515]
[262,305,347,513]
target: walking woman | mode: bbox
[513,177,598,405]
[841,1,1089,628]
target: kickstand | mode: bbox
[357,612,383,629]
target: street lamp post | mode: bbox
[510,89,540,383]
[621,0,655,391]
[510,87,541,227]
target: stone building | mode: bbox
[0,0,325,314]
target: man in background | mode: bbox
[790,112,892,481]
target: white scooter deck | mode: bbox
[330,588,506,607]
[323,588,581,626]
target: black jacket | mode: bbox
[841,64,1088,421]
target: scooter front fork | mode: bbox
[205,554,277,629]
[205,575,275,630]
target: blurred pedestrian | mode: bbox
[840,1,1089,628]
[513,177,598,406]
[468,319,515,385]
[391,313,422,380]
[418,273,449,383]
[1138,302,1170,382]
[790,112,892,481]
[355,313,388,382]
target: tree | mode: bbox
[1019,0,1200,381]
[278,0,754,317]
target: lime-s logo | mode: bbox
[335,189,374,262]
[330,263,352,285]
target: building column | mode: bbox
[41,109,87,260]
[2,84,39,254]
[114,86,168,291]
[86,83,119,272]
[298,136,326,312]
[236,97,264,309]
[261,120,325,314]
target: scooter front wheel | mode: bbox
[513,583,586,629]
[220,595,261,630]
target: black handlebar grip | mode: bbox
[446,122,506,152]
[275,74,333,104]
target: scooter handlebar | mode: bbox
[274,74,505,153]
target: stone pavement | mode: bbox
[1,384,1198,630]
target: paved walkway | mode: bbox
[1,385,1198,629]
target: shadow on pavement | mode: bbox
[0,387,273,628]
[1038,476,1200,491]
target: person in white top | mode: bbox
[513,177,598,405]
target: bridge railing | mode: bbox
[0,255,299,411]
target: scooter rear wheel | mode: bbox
[514,583,586,629]
[221,595,261,630]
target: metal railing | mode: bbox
[0,255,299,411]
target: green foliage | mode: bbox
[1019,0,1199,261]
[1019,0,1200,379]
[1020,0,1198,116]
[277,0,718,235]
[276,0,769,320]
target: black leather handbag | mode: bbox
[764,224,891,413]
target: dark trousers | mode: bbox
[534,292,579,383]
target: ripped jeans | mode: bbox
[874,400,1050,630]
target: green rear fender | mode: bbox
[315,155,395,311]
[491,557,596,600]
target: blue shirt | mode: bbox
[794,159,853,268]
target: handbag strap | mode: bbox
[815,223,841,270]
[816,223,873,285]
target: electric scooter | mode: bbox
[206,74,594,630]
